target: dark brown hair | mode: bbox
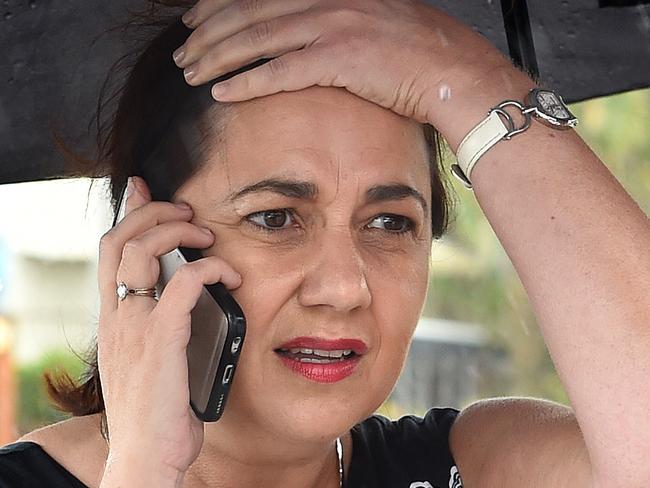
[43,1,453,442]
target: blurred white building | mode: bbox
[0,177,113,362]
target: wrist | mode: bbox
[424,62,537,152]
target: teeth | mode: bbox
[314,349,343,358]
[286,348,353,358]
[298,358,343,364]
[289,348,313,355]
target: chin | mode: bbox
[261,392,383,443]
[220,343,405,443]
[229,362,395,443]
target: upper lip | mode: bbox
[276,336,369,355]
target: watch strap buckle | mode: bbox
[490,100,534,139]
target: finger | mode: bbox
[182,13,319,87]
[115,221,215,315]
[176,0,312,69]
[98,202,195,316]
[153,257,243,338]
[210,46,335,102]
[182,0,233,29]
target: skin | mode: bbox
[14,1,650,487]
[20,85,434,488]
[173,85,434,486]
[170,1,650,485]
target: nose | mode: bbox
[297,230,372,313]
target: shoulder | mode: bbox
[449,397,592,488]
[17,411,106,454]
[10,413,108,488]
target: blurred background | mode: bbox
[0,88,648,443]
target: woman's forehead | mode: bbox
[225,86,424,149]
[199,86,430,196]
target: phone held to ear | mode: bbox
[113,183,246,422]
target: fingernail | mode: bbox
[212,82,229,99]
[173,47,185,65]
[182,9,195,27]
[184,67,196,83]
[175,202,191,210]
[200,227,213,236]
[126,177,135,197]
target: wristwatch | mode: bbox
[451,88,578,189]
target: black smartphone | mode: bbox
[112,182,246,422]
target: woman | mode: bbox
[1,0,649,487]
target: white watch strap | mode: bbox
[454,111,510,188]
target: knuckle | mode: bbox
[250,20,273,45]
[205,42,225,65]
[240,0,263,17]
[121,238,147,258]
[267,56,290,78]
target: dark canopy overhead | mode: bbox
[1,0,649,185]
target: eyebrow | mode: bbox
[227,178,317,202]
[366,184,428,216]
[226,178,428,215]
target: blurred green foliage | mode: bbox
[422,88,650,408]
[16,347,86,433]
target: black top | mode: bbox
[0,408,463,488]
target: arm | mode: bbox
[100,451,186,488]
[434,65,650,487]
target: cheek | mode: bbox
[223,246,305,321]
[217,233,430,338]
[366,241,431,318]
[211,240,310,371]
[358,250,430,398]
[212,232,430,360]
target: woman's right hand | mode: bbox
[96,176,242,481]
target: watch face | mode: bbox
[529,89,578,127]
[537,91,570,118]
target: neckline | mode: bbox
[10,441,89,487]
[15,432,360,488]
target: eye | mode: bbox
[245,208,297,232]
[366,214,414,234]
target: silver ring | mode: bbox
[116,281,158,301]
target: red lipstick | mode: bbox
[278,337,368,354]
[275,336,368,383]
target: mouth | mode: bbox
[274,337,368,383]
[275,348,357,362]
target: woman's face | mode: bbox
[175,85,433,441]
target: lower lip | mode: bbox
[277,354,361,383]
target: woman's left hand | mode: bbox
[172,0,531,144]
